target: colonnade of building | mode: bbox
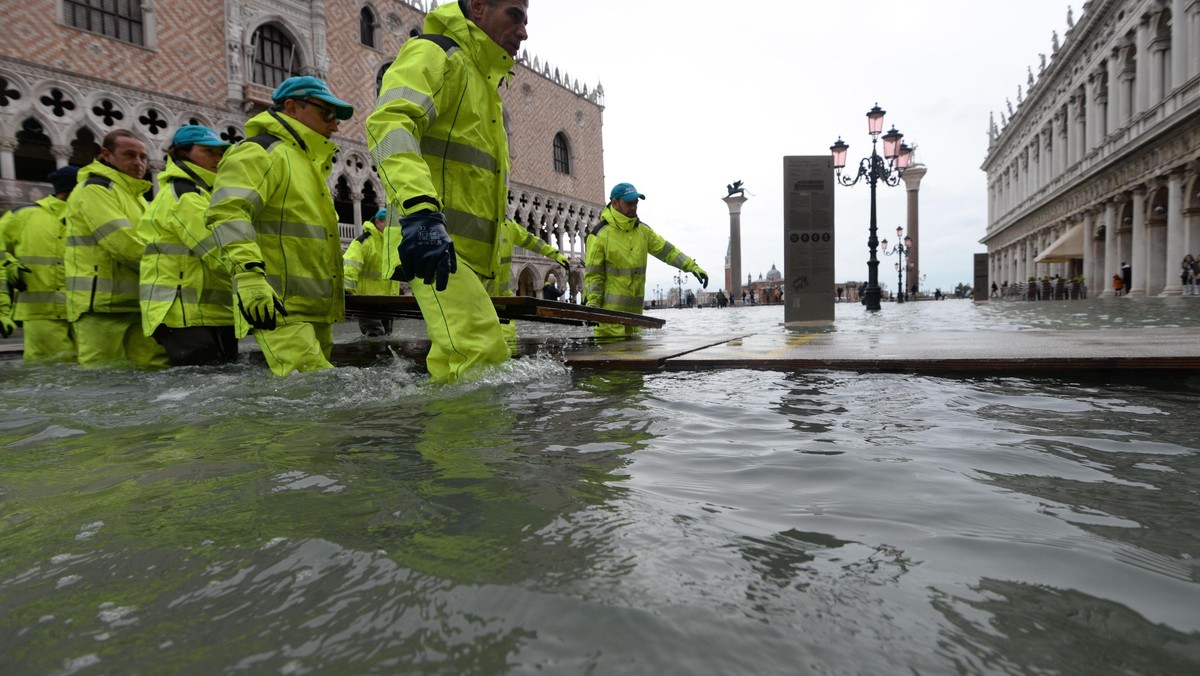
[982,0,1200,296]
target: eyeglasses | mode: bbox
[300,99,339,122]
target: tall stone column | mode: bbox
[723,193,747,305]
[1102,201,1119,296]
[0,139,15,180]
[1107,51,1120,133]
[901,163,927,295]
[1135,17,1150,116]
[51,146,73,169]
[351,192,363,231]
[1083,210,1097,292]
[1129,187,1147,296]
[1161,170,1185,295]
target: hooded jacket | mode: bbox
[1,195,69,321]
[138,158,234,335]
[204,109,344,328]
[343,222,401,296]
[64,160,152,320]
[366,1,514,282]
[584,204,698,314]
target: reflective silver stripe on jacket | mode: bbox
[601,265,647,277]
[140,285,233,305]
[257,221,328,240]
[660,241,688,269]
[344,259,364,270]
[211,187,263,214]
[370,127,422,167]
[93,218,133,241]
[66,235,98,247]
[19,256,63,266]
[420,137,498,173]
[67,277,138,294]
[602,292,642,310]
[210,220,257,245]
[444,208,496,246]
[15,291,64,304]
[375,86,437,122]
[144,242,194,256]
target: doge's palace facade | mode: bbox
[981,0,1200,297]
[0,0,605,298]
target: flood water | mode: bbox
[2,298,1200,674]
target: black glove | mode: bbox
[394,211,456,292]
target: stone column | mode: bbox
[1058,110,1069,175]
[1135,16,1151,116]
[1129,187,1148,296]
[351,192,363,230]
[723,193,747,305]
[51,146,73,169]
[1162,171,1186,295]
[902,163,927,294]
[1102,200,1119,297]
[1107,51,1120,133]
[1083,210,1096,293]
[0,139,15,180]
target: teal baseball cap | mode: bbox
[610,182,645,201]
[171,125,231,148]
[373,208,387,220]
[272,76,355,121]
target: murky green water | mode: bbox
[3,300,1200,674]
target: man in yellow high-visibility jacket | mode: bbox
[585,182,708,339]
[64,129,169,368]
[367,0,528,383]
[204,76,353,377]
[0,166,79,360]
[343,208,402,337]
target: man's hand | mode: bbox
[234,268,287,331]
[553,252,569,272]
[692,266,709,289]
[394,212,456,292]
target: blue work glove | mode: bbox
[553,252,569,273]
[234,268,287,331]
[692,266,709,289]
[394,211,456,292]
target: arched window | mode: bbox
[69,127,100,167]
[360,7,377,48]
[376,61,393,97]
[361,181,380,223]
[64,0,144,46]
[553,132,571,175]
[251,24,300,89]
[15,118,56,183]
[334,176,355,225]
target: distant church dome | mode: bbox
[765,264,782,282]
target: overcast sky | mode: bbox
[521,0,1074,297]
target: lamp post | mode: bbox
[673,272,685,308]
[830,104,912,311]
[880,225,914,303]
[654,284,662,308]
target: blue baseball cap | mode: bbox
[610,182,645,201]
[373,208,387,220]
[272,76,355,121]
[171,125,231,148]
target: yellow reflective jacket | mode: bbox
[493,220,560,296]
[138,159,234,335]
[584,204,698,314]
[64,160,151,320]
[343,222,400,296]
[204,110,344,330]
[1,196,69,321]
[367,1,514,283]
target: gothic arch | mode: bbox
[243,17,309,86]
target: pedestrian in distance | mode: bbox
[344,208,402,337]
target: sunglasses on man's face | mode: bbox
[301,99,339,122]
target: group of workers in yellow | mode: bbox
[0,0,706,383]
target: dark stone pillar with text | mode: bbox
[783,156,835,324]
[974,253,989,301]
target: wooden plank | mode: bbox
[345,295,665,328]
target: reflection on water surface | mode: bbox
[2,300,1199,673]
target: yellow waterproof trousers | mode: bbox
[74,312,170,369]
[593,322,642,341]
[412,265,509,384]
[22,319,76,362]
[254,321,333,377]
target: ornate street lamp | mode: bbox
[831,104,912,311]
[880,225,914,303]
[673,271,686,308]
